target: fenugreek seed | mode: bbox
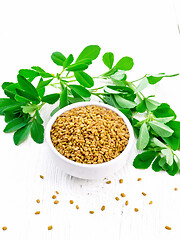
[70,200,74,204]
[121,193,126,197]
[165,226,171,230]
[36,199,40,203]
[56,191,59,194]
[125,200,128,206]
[119,179,123,184]
[106,181,111,184]
[142,192,146,196]
[137,178,142,181]
[101,205,105,211]
[174,187,178,191]
[149,201,153,205]
[134,208,139,212]
[2,227,7,231]
[76,205,79,209]
[89,211,94,214]
[115,197,120,201]
[48,225,53,230]
[35,211,40,215]
[40,175,44,179]
[54,200,59,204]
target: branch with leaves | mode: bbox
[0,45,179,175]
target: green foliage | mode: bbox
[102,52,114,69]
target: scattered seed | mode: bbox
[106,181,111,184]
[174,188,178,191]
[76,205,79,209]
[54,200,59,204]
[115,197,120,201]
[101,205,105,211]
[70,200,74,204]
[137,178,141,181]
[36,199,40,203]
[125,200,128,206]
[165,226,171,230]
[40,175,44,179]
[48,225,53,230]
[52,195,56,199]
[56,191,59,194]
[142,192,146,196]
[121,193,126,197]
[134,208,139,212]
[2,227,7,231]
[89,211,94,214]
[149,201,153,205]
[35,211,40,215]
[119,179,123,184]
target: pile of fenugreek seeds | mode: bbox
[50,105,129,164]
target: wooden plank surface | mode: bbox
[0,0,180,239]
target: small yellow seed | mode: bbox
[40,175,44,179]
[137,178,142,181]
[101,205,105,211]
[54,200,59,204]
[35,211,40,215]
[115,197,120,201]
[121,193,126,197]
[106,181,111,184]
[134,208,139,212]
[125,200,128,206]
[174,188,178,191]
[36,199,40,203]
[165,226,171,230]
[76,205,79,209]
[52,195,56,199]
[119,179,123,184]
[56,191,59,194]
[149,201,153,205]
[142,192,146,196]
[70,200,74,204]
[2,227,7,231]
[48,225,53,230]
[89,211,94,214]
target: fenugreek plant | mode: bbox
[0,45,180,175]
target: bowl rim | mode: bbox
[45,101,134,169]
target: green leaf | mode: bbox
[167,160,178,176]
[42,93,60,104]
[119,109,132,119]
[22,105,38,114]
[51,52,66,66]
[135,78,148,93]
[102,52,114,69]
[136,123,149,150]
[63,54,74,69]
[152,156,162,172]
[36,78,45,98]
[4,117,28,133]
[75,59,92,65]
[60,87,68,109]
[68,97,85,104]
[136,100,146,113]
[163,135,179,151]
[31,119,44,144]
[19,69,39,80]
[132,118,140,137]
[35,111,43,124]
[50,106,61,117]
[0,98,22,115]
[153,103,176,119]
[13,123,32,145]
[76,45,101,62]
[145,98,160,111]
[2,82,14,90]
[69,85,91,98]
[111,73,127,86]
[66,63,88,72]
[102,67,118,77]
[31,66,53,78]
[16,89,40,103]
[114,95,136,109]
[36,78,53,89]
[15,94,30,103]
[115,57,134,71]
[149,121,174,137]
[154,116,174,123]
[166,121,180,139]
[161,148,173,166]
[153,138,167,149]
[133,151,157,169]
[17,74,39,97]
[74,71,94,88]
[147,73,179,85]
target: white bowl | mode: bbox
[46,102,135,179]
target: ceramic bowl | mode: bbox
[46,101,135,179]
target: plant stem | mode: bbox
[130,75,146,83]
